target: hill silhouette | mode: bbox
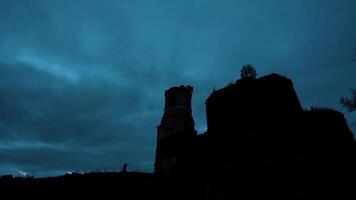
[1,73,356,199]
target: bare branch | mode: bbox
[340,89,356,112]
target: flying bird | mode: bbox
[144,66,158,82]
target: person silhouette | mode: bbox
[121,163,128,173]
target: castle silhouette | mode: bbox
[154,73,356,198]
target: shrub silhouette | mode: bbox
[240,64,257,79]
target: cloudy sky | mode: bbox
[0,0,355,177]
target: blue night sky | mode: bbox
[0,0,355,177]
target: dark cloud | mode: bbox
[0,0,355,176]
[0,60,157,176]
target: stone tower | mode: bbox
[154,85,196,174]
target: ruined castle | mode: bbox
[1,73,356,199]
[154,73,356,184]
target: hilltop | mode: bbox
[2,73,356,200]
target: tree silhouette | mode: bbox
[340,89,356,112]
[240,64,257,79]
[339,54,356,111]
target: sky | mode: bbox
[0,0,355,177]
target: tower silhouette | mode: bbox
[154,85,197,174]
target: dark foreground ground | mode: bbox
[1,169,355,200]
